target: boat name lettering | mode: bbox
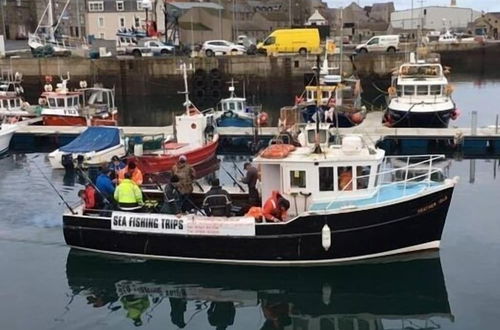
[417,196,448,214]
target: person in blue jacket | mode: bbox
[108,155,126,182]
[96,167,115,205]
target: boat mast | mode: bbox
[48,0,55,42]
[314,55,322,154]
[179,62,192,114]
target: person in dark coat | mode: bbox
[161,175,181,214]
[203,178,231,216]
[241,162,260,206]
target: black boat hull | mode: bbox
[63,186,454,266]
[386,108,454,128]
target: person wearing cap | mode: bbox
[172,155,196,212]
[118,161,143,185]
[240,162,259,206]
[161,175,181,214]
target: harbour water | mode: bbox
[0,78,499,329]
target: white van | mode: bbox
[355,35,399,53]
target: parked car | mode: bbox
[124,39,153,57]
[201,40,246,57]
[355,35,399,54]
[143,40,174,56]
[257,28,320,55]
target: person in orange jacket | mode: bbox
[262,190,290,222]
[118,161,143,185]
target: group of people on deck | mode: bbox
[79,156,290,222]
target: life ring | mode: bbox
[222,110,235,119]
[444,84,454,96]
[388,86,397,97]
[261,144,296,159]
[44,75,53,83]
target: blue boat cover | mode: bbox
[60,127,120,153]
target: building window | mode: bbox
[98,17,105,28]
[100,33,105,39]
[119,17,126,28]
[137,0,144,10]
[290,170,306,188]
[16,0,21,6]
[88,1,104,12]
[116,0,124,11]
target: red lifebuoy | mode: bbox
[257,112,269,126]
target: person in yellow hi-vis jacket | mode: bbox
[114,172,143,210]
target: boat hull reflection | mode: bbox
[65,250,453,329]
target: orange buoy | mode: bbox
[45,75,53,84]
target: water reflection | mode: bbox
[65,250,452,329]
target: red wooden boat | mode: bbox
[129,133,219,174]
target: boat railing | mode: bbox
[322,154,446,211]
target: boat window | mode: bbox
[67,97,73,106]
[237,102,243,111]
[48,98,56,107]
[319,167,334,191]
[356,166,371,190]
[417,85,428,96]
[290,170,306,188]
[396,85,402,96]
[15,99,21,107]
[322,91,329,99]
[307,129,328,145]
[338,166,353,191]
[430,85,441,95]
[229,102,235,111]
[74,96,79,106]
[403,85,415,96]
[57,98,65,107]
[1,100,6,108]
[9,99,15,108]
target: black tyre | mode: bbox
[299,48,307,56]
[160,49,169,55]
[205,49,214,57]
[209,68,221,79]
[387,47,396,53]
[132,49,142,57]
[211,78,222,89]
[359,48,368,54]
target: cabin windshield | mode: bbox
[48,98,56,107]
[307,129,328,145]
[57,98,65,107]
[403,85,415,96]
[9,99,15,108]
[430,85,442,95]
[417,85,428,96]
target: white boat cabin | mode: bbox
[219,97,250,114]
[254,124,385,217]
[40,91,81,116]
[80,87,116,116]
[392,63,450,100]
[0,96,24,113]
[175,110,216,147]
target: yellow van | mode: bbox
[257,28,320,55]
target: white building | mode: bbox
[391,6,481,31]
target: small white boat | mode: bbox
[0,123,17,155]
[48,126,126,169]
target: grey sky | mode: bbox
[326,1,500,12]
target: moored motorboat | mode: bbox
[214,80,268,128]
[62,123,457,266]
[39,74,118,126]
[0,70,34,119]
[0,122,16,155]
[384,55,459,128]
[48,126,126,169]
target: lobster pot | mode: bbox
[280,106,299,129]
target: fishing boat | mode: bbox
[39,74,118,126]
[293,54,365,128]
[62,122,457,265]
[48,126,126,169]
[28,0,88,56]
[214,80,268,128]
[127,63,219,175]
[66,249,452,328]
[0,70,33,119]
[0,122,16,155]
[384,54,459,128]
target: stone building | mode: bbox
[176,6,232,44]
[0,0,37,40]
[471,13,500,39]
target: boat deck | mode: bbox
[309,182,440,212]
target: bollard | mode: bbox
[471,111,478,136]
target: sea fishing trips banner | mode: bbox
[111,211,255,236]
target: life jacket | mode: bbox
[83,185,96,209]
[118,167,143,185]
[262,190,287,221]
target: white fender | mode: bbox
[322,282,332,305]
[322,224,331,251]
